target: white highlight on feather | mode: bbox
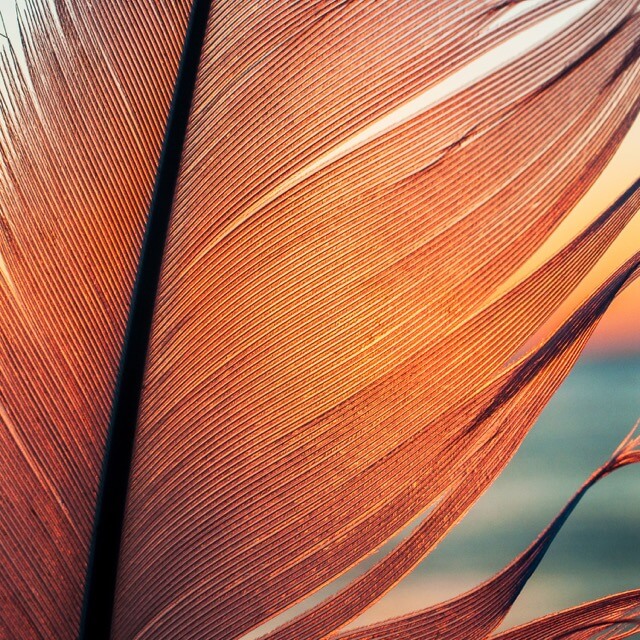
[486,0,555,33]
[0,251,19,300]
[0,1,29,77]
[183,0,596,274]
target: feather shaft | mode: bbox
[79,1,211,637]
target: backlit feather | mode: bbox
[0,1,638,639]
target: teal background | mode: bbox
[355,355,640,634]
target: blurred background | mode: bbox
[352,354,640,631]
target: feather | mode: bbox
[0,1,638,639]
[244,255,640,640]
[0,2,191,637]
[490,591,640,640]
[328,424,640,640]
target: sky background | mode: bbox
[524,114,640,356]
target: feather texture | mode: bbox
[331,425,640,640]
[0,1,638,639]
[491,591,640,640]
[0,2,191,637]
[114,3,640,638]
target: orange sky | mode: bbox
[513,115,640,355]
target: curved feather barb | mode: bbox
[490,590,640,640]
[329,423,640,640]
[0,0,639,639]
[252,255,640,640]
